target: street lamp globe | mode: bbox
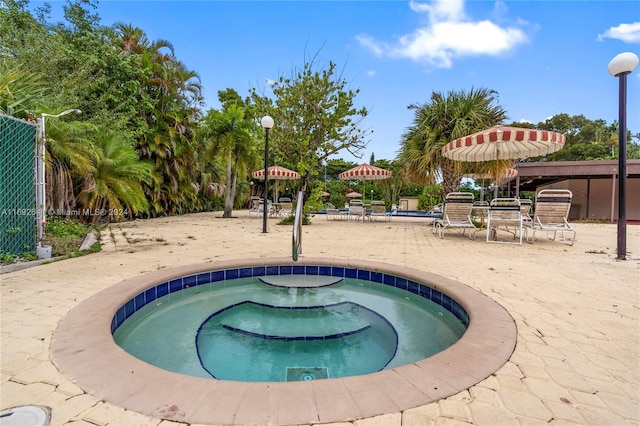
[261,115,274,129]
[608,52,639,77]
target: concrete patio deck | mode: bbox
[1,212,638,425]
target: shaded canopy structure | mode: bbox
[442,126,565,192]
[252,165,300,180]
[252,165,300,201]
[339,164,392,203]
[442,126,566,162]
[338,163,393,180]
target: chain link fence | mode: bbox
[0,114,37,256]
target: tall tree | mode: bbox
[398,88,507,194]
[42,118,93,215]
[110,23,203,215]
[2,0,207,219]
[536,114,639,161]
[250,57,369,202]
[200,104,258,218]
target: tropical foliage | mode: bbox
[2,0,205,221]
[76,131,153,222]
[527,114,640,161]
[1,0,637,237]
[398,88,508,194]
[250,57,370,202]
[200,102,259,218]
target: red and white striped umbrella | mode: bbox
[442,125,565,162]
[498,167,518,182]
[338,163,392,181]
[465,167,518,182]
[252,165,300,181]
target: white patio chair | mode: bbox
[433,192,477,239]
[348,200,365,221]
[524,189,576,246]
[369,201,391,222]
[249,197,261,218]
[486,198,522,245]
[278,197,293,217]
[324,203,342,220]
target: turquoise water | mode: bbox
[113,277,466,382]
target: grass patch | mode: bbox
[45,218,100,257]
[1,218,104,265]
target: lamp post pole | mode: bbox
[36,109,81,252]
[260,116,274,233]
[608,52,638,260]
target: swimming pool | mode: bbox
[112,270,467,382]
[52,257,516,425]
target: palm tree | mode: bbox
[77,131,152,223]
[111,24,203,215]
[0,66,47,119]
[398,88,507,194]
[200,105,259,218]
[112,23,155,55]
[43,119,93,216]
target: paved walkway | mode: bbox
[1,212,638,425]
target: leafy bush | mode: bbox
[278,213,312,226]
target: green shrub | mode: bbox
[45,218,102,257]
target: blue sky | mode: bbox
[37,0,640,162]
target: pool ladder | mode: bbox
[292,191,304,261]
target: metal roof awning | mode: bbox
[514,160,640,191]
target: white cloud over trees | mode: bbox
[356,0,528,68]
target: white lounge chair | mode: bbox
[278,197,293,217]
[249,196,261,218]
[519,198,533,227]
[255,198,276,218]
[486,198,522,245]
[348,200,365,222]
[433,192,477,239]
[524,189,576,246]
[324,203,345,220]
[369,201,390,222]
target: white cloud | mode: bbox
[366,70,377,77]
[357,0,528,68]
[597,22,640,43]
[355,35,386,56]
[409,0,465,23]
[491,0,508,20]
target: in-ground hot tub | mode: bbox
[52,258,516,425]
